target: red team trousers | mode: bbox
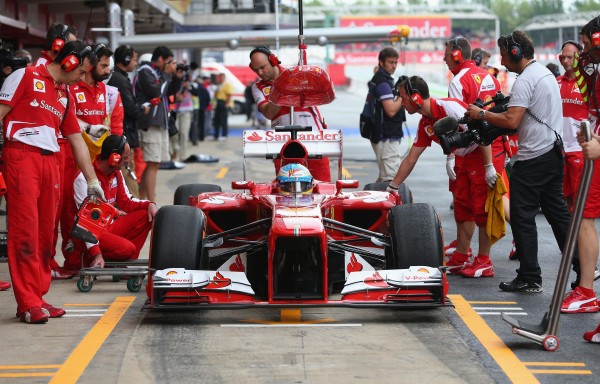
[4,143,59,314]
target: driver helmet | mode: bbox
[277,163,313,195]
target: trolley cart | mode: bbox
[77,259,148,293]
[502,120,594,351]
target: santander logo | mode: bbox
[206,271,232,289]
[229,255,245,272]
[364,271,389,288]
[347,254,363,273]
[247,132,262,141]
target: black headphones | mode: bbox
[450,38,463,64]
[116,45,133,66]
[472,49,483,67]
[561,40,583,52]
[249,46,281,67]
[405,76,423,108]
[93,43,106,58]
[505,33,523,63]
[61,45,92,72]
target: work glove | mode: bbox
[86,124,109,138]
[446,155,456,180]
[386,182,399,193]
[87,178,106,203]
[484,164,498,188]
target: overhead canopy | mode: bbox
[116,25,415,51]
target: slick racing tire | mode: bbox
[363,182,413,205]
[150,205,206,270]
[387,203,443,269]
[174,184,222,205]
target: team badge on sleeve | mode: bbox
[33,80,45,93]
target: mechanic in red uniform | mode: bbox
[565,20,600,329]
[249,47,330,181]
[443,37,507,277]
[72,135,157,268]
[557,40,589,212]
[60,43,124,274]
[33,23,79,279]
[0,41,104,323]
[387,76,498,276]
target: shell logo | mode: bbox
[33,80,45,93]
[425,125,434,136]
[76,92,86,103]
[417,268,429,273]
[264,86,271,95]
[166,270,178,276]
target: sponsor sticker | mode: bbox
[76,92,86,103]
[33,80,45,93]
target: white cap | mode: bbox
[139,53,152,64]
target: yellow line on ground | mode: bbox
[449,294,539,384]
[216,167,229,179]
[529,369,592,375]
[467,301,518,305]
[0,365,61,369]
[49,296,135,384]
[281,309,301,322]
[342,167,351,179]
[0,373,54,378]
[524,362,586,367]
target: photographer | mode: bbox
[134,46,183,201]
[171,67,193,163]
[388,77,499,278]
[0,48,28,87]
[368,47,406,183]
[466,31,572,293]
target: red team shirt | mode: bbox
[71,81,124,135]
[0,65,79,151]
[558,75,589,152]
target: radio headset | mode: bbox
[61,45,92,72]
[249,46,281,68]
[505,33,523,63]
[405,76,423,108]
[451,38,463,64]
[51,25,69,54]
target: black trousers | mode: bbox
[510,148,578,285]
[213,107,229,138]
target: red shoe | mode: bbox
[446,255,471,274]
[51,267,78,280]
[19,307,49,324]
[508,240,519,260]
[561,287,600,314]
[0,280,11,291]
[583,323,600,343]
[444,239,458,256]
[41,303,66,318]
[459,259,494,278]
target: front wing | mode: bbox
[145,266,450,309]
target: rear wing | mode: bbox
[242,129,343,180]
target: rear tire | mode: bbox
[387,203,443,269]
[174,184,221,205]
[150,205,205,270]
[363,182,413,204]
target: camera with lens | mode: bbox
[0,48,28,73]
[176,63,189,72]
[434,92,513,155]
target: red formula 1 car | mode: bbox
[145,126,449,309]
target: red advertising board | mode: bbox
[334,51,445,66]
[339,15,451,39]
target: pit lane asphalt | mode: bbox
[0,89,598,384]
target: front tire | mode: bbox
[150,205,206,270]
[363,182,413,204]
[387,203,443,269]
[174,184,222,205]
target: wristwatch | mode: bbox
[478,109,486,119]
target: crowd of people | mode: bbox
[365,16,600,343]
[0,23,236,323]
